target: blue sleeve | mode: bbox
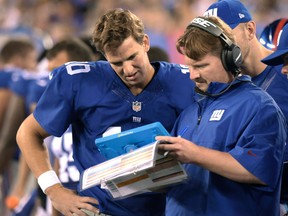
[10,74,28,97]
[265,72,288,161]
[34,61,107,137]
[157,62,195,113]
[230,101,286,191]
[0,71,12,88]
[27,77,48,105]
[253,66,288,161]
[34,65,74,137]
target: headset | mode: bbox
[187,17,242,75]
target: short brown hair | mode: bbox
[91,8,145,54]
[176,16,236,61]
[0,39,35,63]
[46,38,94,62]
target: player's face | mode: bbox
[47,51,70,71]
[22,49,38,70]
[232,23,252,71]
[282,53,288,76]
[185,53,234,92]
[105,35,152,91]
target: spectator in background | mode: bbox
[0,38,38,172]
[80,36,106,61]
[0,39,39,175]
[0,38,38,216]
[261,23,288,214]
[148,46,170,62]
[0,39,37,131]
[5,37,95,216]
[0,0,287,64]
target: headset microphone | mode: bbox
[194,70,241,97]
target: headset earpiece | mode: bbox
[187,17,242,75]
[221,43,242,74]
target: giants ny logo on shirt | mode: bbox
[209,109,225,121]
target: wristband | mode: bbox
[37,170,61,194]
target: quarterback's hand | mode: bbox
[46,184,99,216]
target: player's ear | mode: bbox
[143,34,150,52]
[245,21,256,39]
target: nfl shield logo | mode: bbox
[132,101,142,112]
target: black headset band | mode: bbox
[187,17,233,47]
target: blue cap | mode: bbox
[204,0,252,29]
[262,24,288,66]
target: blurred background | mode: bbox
[0,0,287,64]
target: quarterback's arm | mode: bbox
[17,113,52,179]
[17,114,99,215]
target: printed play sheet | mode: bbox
[80,141,187,199]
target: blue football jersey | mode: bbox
[0,67,22,89]
[252,64,288,203]
[34,60,195,216]
[10,70,45,115]
[26,75,49,106]
[0,70,13,89]
[252,64,288,146]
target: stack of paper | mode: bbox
[80,141,187,199]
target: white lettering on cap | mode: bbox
[203,8,218,17]
[192,17,218,28]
